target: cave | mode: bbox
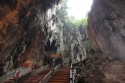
[0,0,125,83]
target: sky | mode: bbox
[67,0,93,20]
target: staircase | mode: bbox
[24,68,53,83]
[4,67,32,83]
[47,67,70,83]
[0,64,72,83]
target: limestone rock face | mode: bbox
[76,55,125,83]
[88,0,125,62]
[0,0,60,71]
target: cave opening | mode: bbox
[42,0,93,69]
[67,0,93,20]
[0,0,94,78]
[2,0,125,83]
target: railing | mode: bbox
[40,64,61,83]
[53,64,60,73]
[41,70,53,83]
[19,67,31,76]
[35,66,44,74]
[71,59,83,83]
[0,64,61,83]
[15,65,49,83]
[0,71,15,83]
[16,72,32,83]
[7,67,25,74]
[0,67,26,83]
[70,64,76,83]
[0,67,25,83]
[35,64,49,74]
[72,68,76,83]
[70,64,73,83]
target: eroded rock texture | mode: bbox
[88,0,125,62]
[0,0,60,75]
[76,54,125,83]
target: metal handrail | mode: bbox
[35,64,49,74]
[70,63,77,83]
[53,64,60,73]
[0,72,15,83]
[41,70,53,83]
[40,64,61,83]
[19,67,31,76]
[70,64,73,83]
[0,67,25,83]
[35,66,44,74]
[0,64,51,83]
[7,67,25,74]
[16,72,32,83]
[72,68,76,83]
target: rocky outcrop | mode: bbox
[60,24,87,65]
[76,54,125,83]
[88,0,125,62]
[0,0,60,75]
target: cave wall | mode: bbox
[88,0,125,61]
[0,0,60,74]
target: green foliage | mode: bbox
[60,0,88,28]
[75,17,88,27]
[62,58,70,66]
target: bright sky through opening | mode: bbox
[67,0,93,20]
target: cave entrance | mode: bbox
[57,0,93,64]
[67,0,93,20]
[43,0,93,66]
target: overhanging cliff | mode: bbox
[0,0,61,75]
[88,0,125,62]
[75,0,125,83]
